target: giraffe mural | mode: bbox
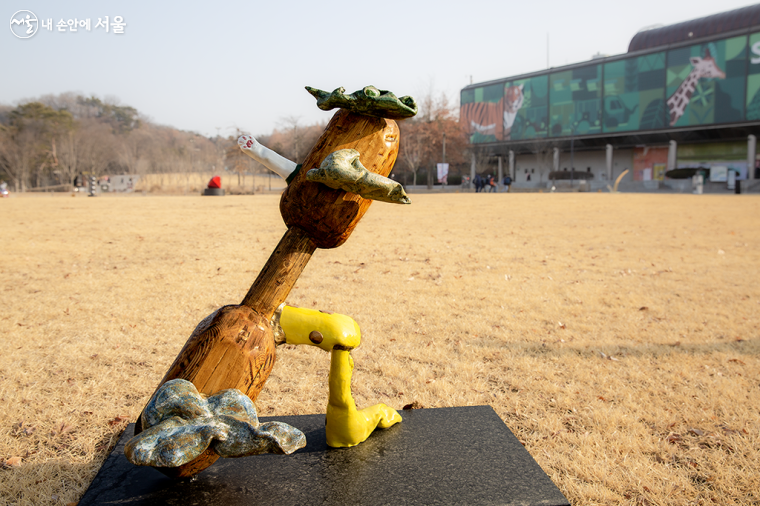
[666,48,726,126]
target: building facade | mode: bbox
[461,5,760,190]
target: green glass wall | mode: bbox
[603,52,666,132]
[549,64,602,137]
[462,32,760,144]
[747,32,760,120]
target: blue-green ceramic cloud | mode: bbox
[125,379,305,468]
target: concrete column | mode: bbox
[667,140,677,172]
[748,135,756,181]
[606,144,613,181]
[508,150,515,179]
[497,156,503,191]
[553,147,560,172]
[470,152,476,190]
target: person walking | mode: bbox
[487,174,496,192]
[502,175,512,192]
[474,174,483,193]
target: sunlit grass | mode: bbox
[1,192,758,505]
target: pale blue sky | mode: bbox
[4,1,758,137]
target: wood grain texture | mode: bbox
[241,226,317,315]
[134,305,277,477]
[280,109,399,249]
[158,305,277,397]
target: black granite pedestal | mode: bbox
[79,405,569,506]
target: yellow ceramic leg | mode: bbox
[278,306,402,447]
[325,349,402,447]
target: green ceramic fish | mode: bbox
[306,149,411,204]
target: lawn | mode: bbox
[1,192,758,505]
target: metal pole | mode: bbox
[442,132,446,164]
[497,156,503,192]
[606,144,614,181]
[570,136,575,188]
[748,134,756,181]
[470,152,476,191]
[442,132,446,190]
[667,140,677,172]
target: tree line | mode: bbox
[0,91,471,193]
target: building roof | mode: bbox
[628,4,760,52]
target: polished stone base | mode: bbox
[79,406,569,506]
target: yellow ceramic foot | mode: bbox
[277,306,402,447]
[325,350,402,447]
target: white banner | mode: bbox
[437,163,449,183]
[710,165,728,182]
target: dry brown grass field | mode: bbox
[1,192,759,505]
[133,172,285,195]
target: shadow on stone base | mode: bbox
[79,406,569,506]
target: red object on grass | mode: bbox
[207,176,221,189]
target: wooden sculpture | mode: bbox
[132,86,416,478]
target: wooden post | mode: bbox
[241,227,316,315]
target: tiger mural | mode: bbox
[503,84,524,138]
[461,84,524,141]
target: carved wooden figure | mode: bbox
[133,86,416,478]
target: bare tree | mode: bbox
[225,138,253,188]
[57,118,117,186]
[399,120,425,185]
[0,102,73,191]
[120,127,153,177]
[0,127,35,191]
[266,120,325,166]
[398,90,467,188]
[278,116,303,163]
[0,92,326,194]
